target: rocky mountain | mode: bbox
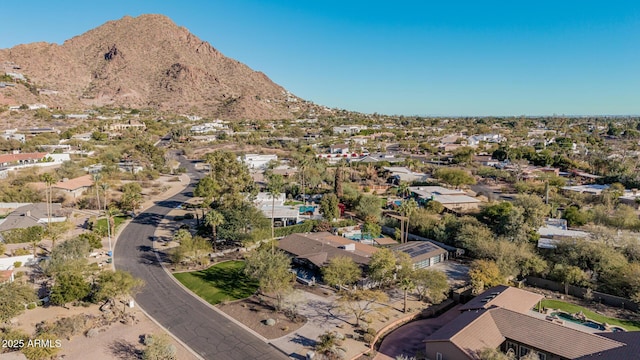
[0,14,309,119]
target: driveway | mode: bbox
[271,291,366,359]
[114,157,287,360]
[376,304,462,359]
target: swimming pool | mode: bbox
[551,312,624,332]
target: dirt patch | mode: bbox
[217,295,306,340]
[10,303,196,360]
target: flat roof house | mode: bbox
[409,186,481,211]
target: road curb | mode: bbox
[114,174,204,360]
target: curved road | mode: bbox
[114,158,287,360]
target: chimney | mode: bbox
[25,210,31,217]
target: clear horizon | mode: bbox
[1,1,638,117]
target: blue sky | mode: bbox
[1,1,639,116]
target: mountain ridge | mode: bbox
[0,14,310,119]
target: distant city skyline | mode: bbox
[1,1,638,116]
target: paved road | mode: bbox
[114,158,287,360]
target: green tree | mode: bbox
[513,194,550,229]
[412,268,449,304]
[201,150,253,207]
[550,264,587,295]
[452,146,475,165]
[204,210,224,254]
[320,193,340,221]
[338,289,388,327]
[244,248,294,311]
[50,272,91,307]
[469,259,504,294]
[433,168,476,188]
[562,206,590,227]
[368,248,396,286]
[41,236,91,276]
[0,283,37,322]
[93,270,144,312]
[120,182,143,212]
[321,256,362,290]
[355,194,383,222]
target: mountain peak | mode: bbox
[0,14,307,119]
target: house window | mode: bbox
[505,341,518,354]
[519,346,530,358]
[436,353,443,360]
[537,352,546,360]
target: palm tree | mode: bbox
[266,173,285,250]
[400,199,418,243]
[204,210,224,254]
[92,173,102,211]
[399,278,415,313]
[40,173,56,232]
[397,181,410,199]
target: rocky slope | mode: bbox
[0,14,307,119]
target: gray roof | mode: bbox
[392,241,447,263]
[0,203,62,232]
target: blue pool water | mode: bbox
[551,312,617,332]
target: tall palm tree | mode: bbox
[397,181,410,199]
[266,173,285,253]
[40,173,56,232]
[204,210,224,254]
[400,199,418,243]
[92,173,102,211]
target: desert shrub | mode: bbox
[49,315,87,339]
[12,248,30,256]
[363,333,375,344]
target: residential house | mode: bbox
[330,144,350,155]
[0,152,48,168]
[467,133,504,147]
[561,184,609,196]
[409,186,481,211]
[537,218,590,249]
[424,285,640,360]
[278,232,379,273]
[332,125,367,135]
[392,241,448,269]
[1,130,25,143]
[0,203,66,234]
[240,154,278,170]
[52,175,94,199]
[254,192,300,226]
[109,119,146,131]
[383,167,430,184]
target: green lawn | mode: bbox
[537,299,640,331]
[173,261,258,305]
[94,215,127,235]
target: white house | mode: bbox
[332,125,367,135]
[240,154,278,170]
